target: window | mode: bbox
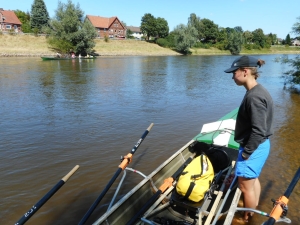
[14,25,17,29]
[104,28,106,32]
[6,25,11,29]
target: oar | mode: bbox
[126,152,196,225]
[15,165,80,225]
[263,167,300,225]
[78,123,154,225]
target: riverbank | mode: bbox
[1,34,299,57]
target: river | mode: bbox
[0,55,299,225]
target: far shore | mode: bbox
[1,35,300,57]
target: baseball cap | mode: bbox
[224,56,258,73]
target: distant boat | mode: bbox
[41,56,97,61]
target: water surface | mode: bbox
[0,55,299,224]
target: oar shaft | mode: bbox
[78,123,154,225]
[131,123,154,154]
[15,165,79,225]
[263,167,300,225]
[283,167,300,198]
[78,168,123,225]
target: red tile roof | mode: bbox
[86,15,123,29]
[0,9,22,25]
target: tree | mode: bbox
[285,34,292,45]
[30,0,49,31]
[234,26,243,33]
[252,28,266,48]
[215,27,228,50]
[198,18,219,43]
[126,28,133,39]
[173,24,197,54]
[243,30,253,44]
[45,0,97,55]
[156,17,169,38]
[292,16,300,34]
[270,33,277,45]
[278,17,300,86]
[140,13,157,40]
[14,10,31,33]
[188,13,201,40]
[227,30,243,55]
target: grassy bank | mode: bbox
[1,34,299,57]
[0,35,181,56]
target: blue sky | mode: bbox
[2,0,299,39]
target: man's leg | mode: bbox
[238,176,258,221]
[254,178,261,207]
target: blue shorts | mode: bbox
[235,139,270,179]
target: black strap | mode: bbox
[184,155,205,200]
[191,154,204,179]
[184,181,195,200]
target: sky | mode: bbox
[1,0,299,39]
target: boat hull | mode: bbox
[92,108,240,225]
[93,142,239,225]
[41,56,96,61]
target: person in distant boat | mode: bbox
[224,56,274,222]
[71,52,75,58]
[56,52,61,58]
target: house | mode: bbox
[0,8,22,33]
[126,26,143,39]
[291,39,300,46]
[86,15,126,38]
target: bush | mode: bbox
[251,43,261,50]
[193,42,212,49]
[32,27,39,37]
[156,38,170,48]
[243,43,253,50]
[104,35,109,42]
[214,42,226,50]
[9,29,15,35]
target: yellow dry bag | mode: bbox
[176,154,214,202]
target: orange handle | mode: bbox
[158,177,174,193]
[268,196,289,221]
[119,153,133,170]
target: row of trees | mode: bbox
[140,13,300,55]
[150,13,285,55]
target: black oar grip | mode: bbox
[62,165,80,182]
